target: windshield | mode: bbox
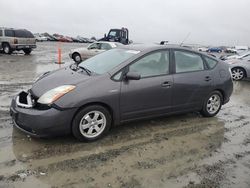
[108,30,119,37]
[78,48,140,74]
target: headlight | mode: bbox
[37,85,76,104]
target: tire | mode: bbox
[23,48,32,55]
[72,105,112,141]
[3,43,12,54]
[231,67,245,81]
[201,91,223,117]
[72,53,82,64]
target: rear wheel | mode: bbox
[231,67,245,81]
[72,53,82,64]
[3,43,12,54]
[23,48,32,55]
[201,91,223,117]
[72,105,112,141]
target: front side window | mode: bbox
[88,43,101,50]
[204,56,217,69]
[129,51,169,78]
[175,51,204,73]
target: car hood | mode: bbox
[31,66,91,97]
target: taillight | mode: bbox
[14,38,18,44]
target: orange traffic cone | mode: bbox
[55,42,64,65]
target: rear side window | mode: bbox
[4,30,15,37]
[174,51,204,73]
[204,56,217,69]
[0,30,2,36]
[14,30,34,38]
[25,30,34,38]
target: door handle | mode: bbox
[161,81,172,88]
[205,76,212,81]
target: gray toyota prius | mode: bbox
[10,45,233,141]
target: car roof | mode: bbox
[0,27,27,30]
[118,44,197,52]
[117,44,220,61]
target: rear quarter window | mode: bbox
[204,56,218,69]
[14,30,34,38]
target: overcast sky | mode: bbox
[0,0,250,46]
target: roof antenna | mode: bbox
[180,32,191,46]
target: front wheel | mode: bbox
[3,43,12,54]
[72,105,112,141]
[201,91,223,117]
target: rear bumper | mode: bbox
[10,95,77,137]
[11,44,37,50]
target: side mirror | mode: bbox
[104,33,107,38]
[125,72,141,80]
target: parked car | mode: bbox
[207,47,223,53]
[224,51,250,61]
[226,55,250,80]
[69,41,122,63]
[198,47,208,52]
[225,48,237,54]
[10,45,233,141]
[34,33,47,42]
[0,27,36,54]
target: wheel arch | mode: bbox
[1,42,10,48]
[213,89,225,103]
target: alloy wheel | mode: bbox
[79,111,106,138]
[231,68,244,80]
[4,45,10,54]
[206,94,221,115]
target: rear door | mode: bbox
[172,50,212,112]
[120,50,173,121]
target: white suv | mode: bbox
[0,27,36,55]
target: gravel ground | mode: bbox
[0,42,250,188]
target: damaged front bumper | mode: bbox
[10,91,78,137]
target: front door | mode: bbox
[120,50,173,121]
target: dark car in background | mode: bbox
[207,47,223,53]
[10,45,233,141]
[0,27,36,54]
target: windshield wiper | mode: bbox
[78,66,92,76]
